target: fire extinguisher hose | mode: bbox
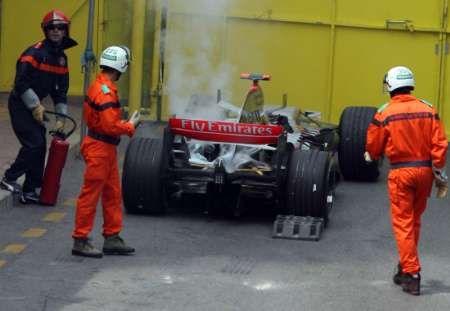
[43,111,77,140]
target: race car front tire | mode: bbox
[122,137,167,214]
[285,149,332,224]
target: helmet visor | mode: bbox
[44,23,68,32]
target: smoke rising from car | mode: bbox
[162,0,276,173]
[164,0,236,120]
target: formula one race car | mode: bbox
[122,73,379,227]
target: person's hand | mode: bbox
[433,166,448,184]
[433,167,448,199]
[128,110,141,127]
[364,151,373,163]
[53,120,64,133]
[32,104,45,124]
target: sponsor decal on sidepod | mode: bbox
[179,119,274,135]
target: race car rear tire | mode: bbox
[286,149,332,223]
[122,137,166,214]
[338,106,379,181]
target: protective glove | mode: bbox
[433,167,448,199]
[436,182,448,199]
[364,151,373,163]
[32,104,45,124]
[53,120,65,133]
[128,110,141,127]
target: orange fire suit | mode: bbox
[366,94,448,274]
[73,73,135,239]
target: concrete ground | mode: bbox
[0,114,449,310]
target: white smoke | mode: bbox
[163,0,278,173]
[164,0,236,120]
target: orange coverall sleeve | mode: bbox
[97,94,135,138]
[431,111,448,169]
[366,112,387,160]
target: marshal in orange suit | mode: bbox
[72,46,141,258]
[365,66,448,296]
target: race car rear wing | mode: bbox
[240,73,271,81]
[169,118,283,145]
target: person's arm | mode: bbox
[431,110,448,169]
[96,94,135,137]
[366,112,388,160]
[50,55,69,129]
[15,48,41,110]
[430,110,449,198]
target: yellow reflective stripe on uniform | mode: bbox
[377,102,389,113]
[419,99,433,107]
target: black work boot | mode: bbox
[103,234,135,255]
[401,273,421,296]
[393,263,409,286]
[72,238,103,258]
[19,191,40,204]
[0,177,21,194]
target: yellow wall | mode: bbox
[163,0,450,134]
[0,0,155,109]
[1,0,450,134]
[0,0,97,95]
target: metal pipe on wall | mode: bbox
[79,0,96,148]
[128,0,146,115]
[437,0,449,119]
[0,0,3,52]
[157,0,168,121]
[150,0,167,121]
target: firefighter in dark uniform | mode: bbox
[0,10,77,204]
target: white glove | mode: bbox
[433,166,448,184]
[128,110,141,127]
[364,151,373,163]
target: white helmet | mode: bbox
[383,66,415,92]
[100,46,131,73]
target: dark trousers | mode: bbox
[4,94,46,192]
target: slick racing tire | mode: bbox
[338,106,379,181]
[122,137,167,214]
[286,149,333,224]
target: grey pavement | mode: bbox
[0,120,449,310]
[0,92,449,310]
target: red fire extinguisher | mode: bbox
[39,112,77,206]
